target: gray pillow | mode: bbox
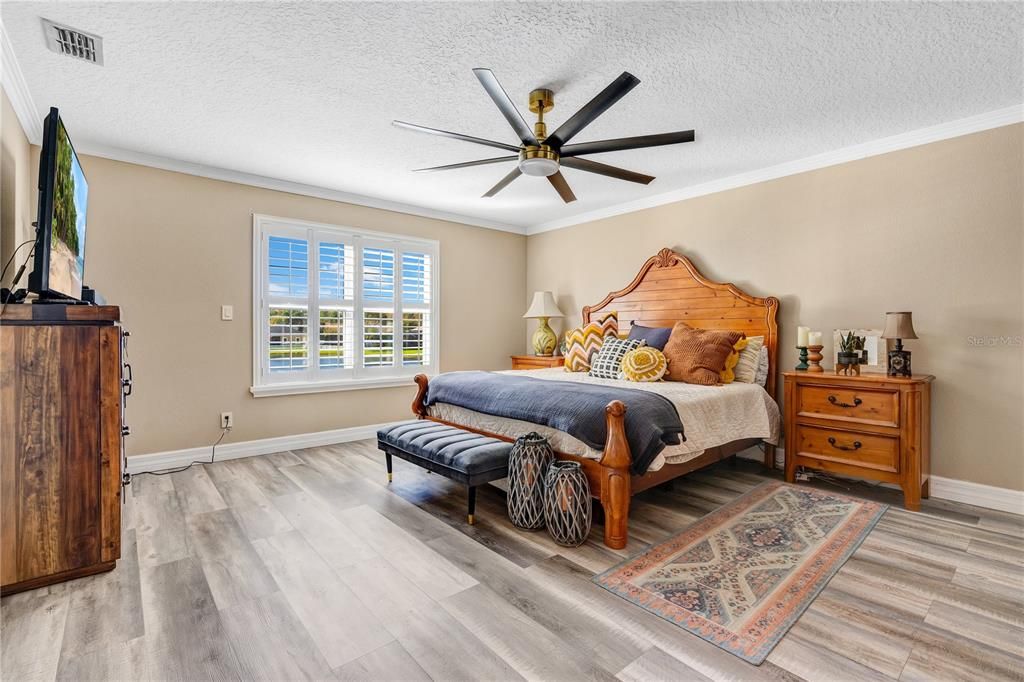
[626,323,672,351]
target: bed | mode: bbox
[411,247,781,549]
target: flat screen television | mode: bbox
[28,107,89,301]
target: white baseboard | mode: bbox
[736,446,1023,515]
[130,431,1023,515]
[928,476,1024,516]
[126,422,396,474]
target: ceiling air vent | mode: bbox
[41,19,103,65]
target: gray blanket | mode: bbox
[425,371,685,475]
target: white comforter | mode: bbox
[426,368,781,472]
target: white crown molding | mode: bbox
[528,104,1024,235]
[0,22,43,144]
[79,104,1023,239]
[74,141,526,235]
[737,447,1022,515]
[126,421,398,474]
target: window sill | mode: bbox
[250,375,428,398]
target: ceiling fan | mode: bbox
[394,69,695,203]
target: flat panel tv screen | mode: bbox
[29,107,89,300]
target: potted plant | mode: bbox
[837,332,860,367]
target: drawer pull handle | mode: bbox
[828,395,861,408]
[828,437,862,451]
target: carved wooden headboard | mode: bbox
[583,248,780,398]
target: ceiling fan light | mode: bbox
[519,157,560,177]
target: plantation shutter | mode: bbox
[254,215,438,393]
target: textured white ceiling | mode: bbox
[3,2,1022,231]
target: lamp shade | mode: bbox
[882,312,918,339]
[523,291,564,319]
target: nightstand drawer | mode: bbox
[797,384,898,427]
[794,425,899,474]
[511,355,565,370]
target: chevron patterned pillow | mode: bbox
[563,312,618,372]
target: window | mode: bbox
[252,215,438,396]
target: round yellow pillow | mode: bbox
[620,347,668,382]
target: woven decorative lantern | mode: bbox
[543,461,592,547]
[507,432,554,530]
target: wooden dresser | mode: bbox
[783,371,933,510]
[1,304,128,594]
[511,354,565,370]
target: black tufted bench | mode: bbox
[377,420,513,524]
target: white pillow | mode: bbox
[754,345,770,387]
[733,335,764,383]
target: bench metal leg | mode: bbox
[385,452,393,483]
[467,486,477,525]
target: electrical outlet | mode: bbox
[220,412,233,429]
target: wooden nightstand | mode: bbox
[511,355,565,370]
[783,371,933,510]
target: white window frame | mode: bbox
[251,214,440,397]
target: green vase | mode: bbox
[531,316,557,356]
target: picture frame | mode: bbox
[833,329,888,373]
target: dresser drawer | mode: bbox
[794,425,899,474]
[797,384,898,427]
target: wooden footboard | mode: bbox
[411,375,767,549]
[413,374,634,549]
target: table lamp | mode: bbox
[882,311,917,377]
[523,291,564,356]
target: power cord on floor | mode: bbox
[128,426,230,481]
[796,466,885,492]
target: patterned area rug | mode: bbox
[594,481,886,664]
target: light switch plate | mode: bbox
[221,305,233,321]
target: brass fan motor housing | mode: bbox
[519,145,560,163]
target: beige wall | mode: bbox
[1,88,35,281]
[5,86,1020,490]
[75,155,526,455]
[527,124,1024,491]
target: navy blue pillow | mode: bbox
[626,324,672,351]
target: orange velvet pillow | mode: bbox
[662,322,746,385]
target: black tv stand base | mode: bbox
[33,295,90,306]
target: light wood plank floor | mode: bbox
[3,441,1023,681]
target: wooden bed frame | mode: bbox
[412,247,779,550]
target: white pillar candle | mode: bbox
[808,331,823,346]
[797,326,810,347]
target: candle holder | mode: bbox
[806,344,824,373]
[795,346,809,371]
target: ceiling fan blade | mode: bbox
[482,167,522,197]
[560,157,654,185]
[544,72,640,149]
[413,156,517,173]
[547,171,577,203]
[560,130,695,158]
[472,68,538,147]
[393,120,519,152]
